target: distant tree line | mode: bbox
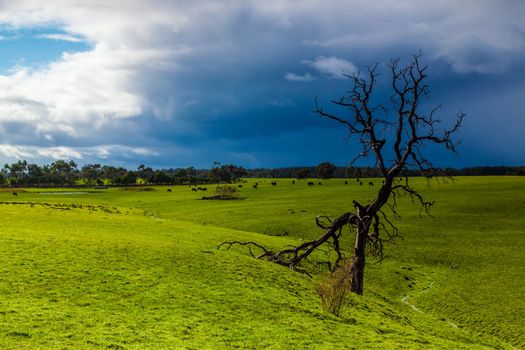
[248,164,525,178]
[0,160,248,187]
[0,160,522,187]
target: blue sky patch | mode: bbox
[0,27,91,72]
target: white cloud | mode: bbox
[36,33,86,43]
[0,144,159,161]
[36,146,83,160]
[130,147,160,156]
[304,56,357,78]
[0,0,193,143]
[285,72,314,82]
[0,47,178,136]
[0,144,34,159]
[94,146,111,159]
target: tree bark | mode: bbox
[350,220,370,295]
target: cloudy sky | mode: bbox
[0,0,523,168]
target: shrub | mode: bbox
[315,259,352,316]
[202,185,239,200]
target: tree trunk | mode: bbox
[350,221,370,295]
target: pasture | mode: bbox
[0,176,523,349]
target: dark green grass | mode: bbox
[0,176,523,348]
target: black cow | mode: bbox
[307,182,315,186]
[369,182,374,186]
[167,189,172,192]
[12,192,17,196]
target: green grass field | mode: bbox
[0,176,523,349]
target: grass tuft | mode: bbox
[315,259,353,316]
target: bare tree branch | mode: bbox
[220,54,463,296]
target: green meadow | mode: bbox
[0,176,523,349]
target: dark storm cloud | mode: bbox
[0,1,523,167]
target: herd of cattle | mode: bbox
[184,178,382,192]
[8,179,385,197]
[6,179,387,197]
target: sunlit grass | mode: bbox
[0,176,522,348]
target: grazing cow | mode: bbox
[307,181,315,186]
[356,178,360,182]
[359,181,363,186]
[12,192,17,196]
[255,182,259,186]
[191,188,197,192]
[344,181,348,185]
[202,187,207,191]
[318,182,322,185]
[167,189,172,192]
[252,185,258,189]
[271,181,277,186]
[238,184,243,188]
[369,182,374,186]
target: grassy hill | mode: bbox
[0,176,522,348]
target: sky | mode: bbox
[0,0,523,169]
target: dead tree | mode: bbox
[219,54,464,295]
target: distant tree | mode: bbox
[3,160,29,185]
[186,166,197,184]
[137,164,155,184]
[210,164,247,183]
[27,163,45,185]
[345,166,357,178]
[174,168,188,179]
[317,162,337,179]
[210,165,229,183]
[114,170,137,186]
[221,54,464,295]
[101,166,127,185]
[81,164,102,185]
[230,165,248,182]
[296,168,310,180]
[50,160,78,186]
[153,170,172,184]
